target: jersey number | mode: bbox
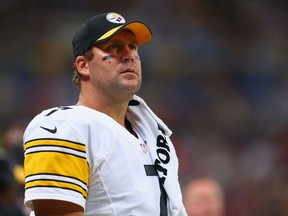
[144,165,168,216]
[45,106,72,116]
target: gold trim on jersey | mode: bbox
[24,138,89,199]
[24,138,86,152]
[25,178,88,199]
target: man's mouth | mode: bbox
[122,68,136,74]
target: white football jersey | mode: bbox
[24,102,167,215]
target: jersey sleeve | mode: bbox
[23,110,90,210]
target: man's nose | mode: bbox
[120,46,136,62]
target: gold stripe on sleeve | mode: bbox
[25,179,88,198]
[24,138,86,152]
[25,151,89,185]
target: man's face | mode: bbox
[86,30,142,100]
[184,180,224,216]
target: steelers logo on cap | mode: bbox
[106,12,126,24]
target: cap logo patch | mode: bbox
[106,12,126,24]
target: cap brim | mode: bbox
[96,21,152,45]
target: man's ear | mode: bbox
[75,56,90,77]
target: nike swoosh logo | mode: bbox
[40,126,57,134]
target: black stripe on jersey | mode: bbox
[25,144,86,153]
[26,178,87,193]
[26,173,88,186]
[144,164,168,216]
[25,150,86,159]
[159,181,168,216]
[24,138,86,158]
[25,185,87,199]
[144,165,158,176]
[24,138,85,147]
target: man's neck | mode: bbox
[77,93,132,127]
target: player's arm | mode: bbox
[24,109,89,215]
[32,199,84,216]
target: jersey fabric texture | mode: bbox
[24,95,187,216]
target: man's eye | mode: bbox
[107,44,118,50]
[129,44,138,50]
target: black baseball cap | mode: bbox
[72,12,153,59]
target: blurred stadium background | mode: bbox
[0,0,288,215]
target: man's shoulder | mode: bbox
[26,105,117,133]
[24,105,106,145]
[32,105,98,122]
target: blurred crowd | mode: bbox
[0,0,288,215]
